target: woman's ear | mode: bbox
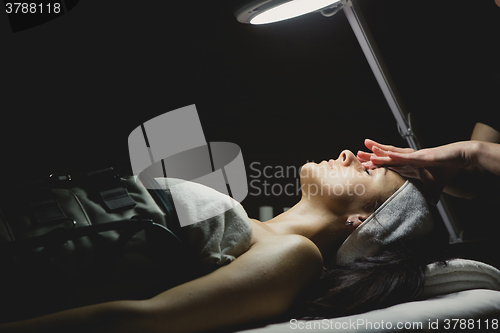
[345,214,368,230]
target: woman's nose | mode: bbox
[338,150,360,167]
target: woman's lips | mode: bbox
[328,159,335,168]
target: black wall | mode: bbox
[2,1,499,249]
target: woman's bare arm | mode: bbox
[1,234,322,333]
[143,234,322,333]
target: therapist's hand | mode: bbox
[357,139,467,204]
[357,140,417,174]
[359,139,474,169]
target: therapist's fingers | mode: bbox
[361,161,376,169]
[360,139,420,168]
[364,139,415,154]
[356,151,372,163]
[371,145,391,157]
[369,155,393,167]
[371,150,430,167]
[357,151,381,169]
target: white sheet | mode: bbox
[238,289,500,332]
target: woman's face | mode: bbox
[300,150,405,215]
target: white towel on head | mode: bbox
[155,178,253,269]
[336,180,434,265]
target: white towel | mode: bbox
[155,178,253,269]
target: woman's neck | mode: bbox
[263,198,350,262]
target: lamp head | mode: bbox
[235,0,343,25]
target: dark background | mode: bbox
[1,1,499,259]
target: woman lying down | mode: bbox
[4,141,496,333]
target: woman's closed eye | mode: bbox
[364,168,371,176]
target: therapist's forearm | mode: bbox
[442,124,500,198]
[472,141,500,176]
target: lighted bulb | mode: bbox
[250,0,341,25]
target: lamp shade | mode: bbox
[235,0,342,25]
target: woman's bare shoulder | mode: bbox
[247,218,323,267]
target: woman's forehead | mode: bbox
[375,168,405,199]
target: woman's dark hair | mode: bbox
[295,243,448,320]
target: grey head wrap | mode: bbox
[336,180,434,265]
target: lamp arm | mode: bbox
[340,0,418,149]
